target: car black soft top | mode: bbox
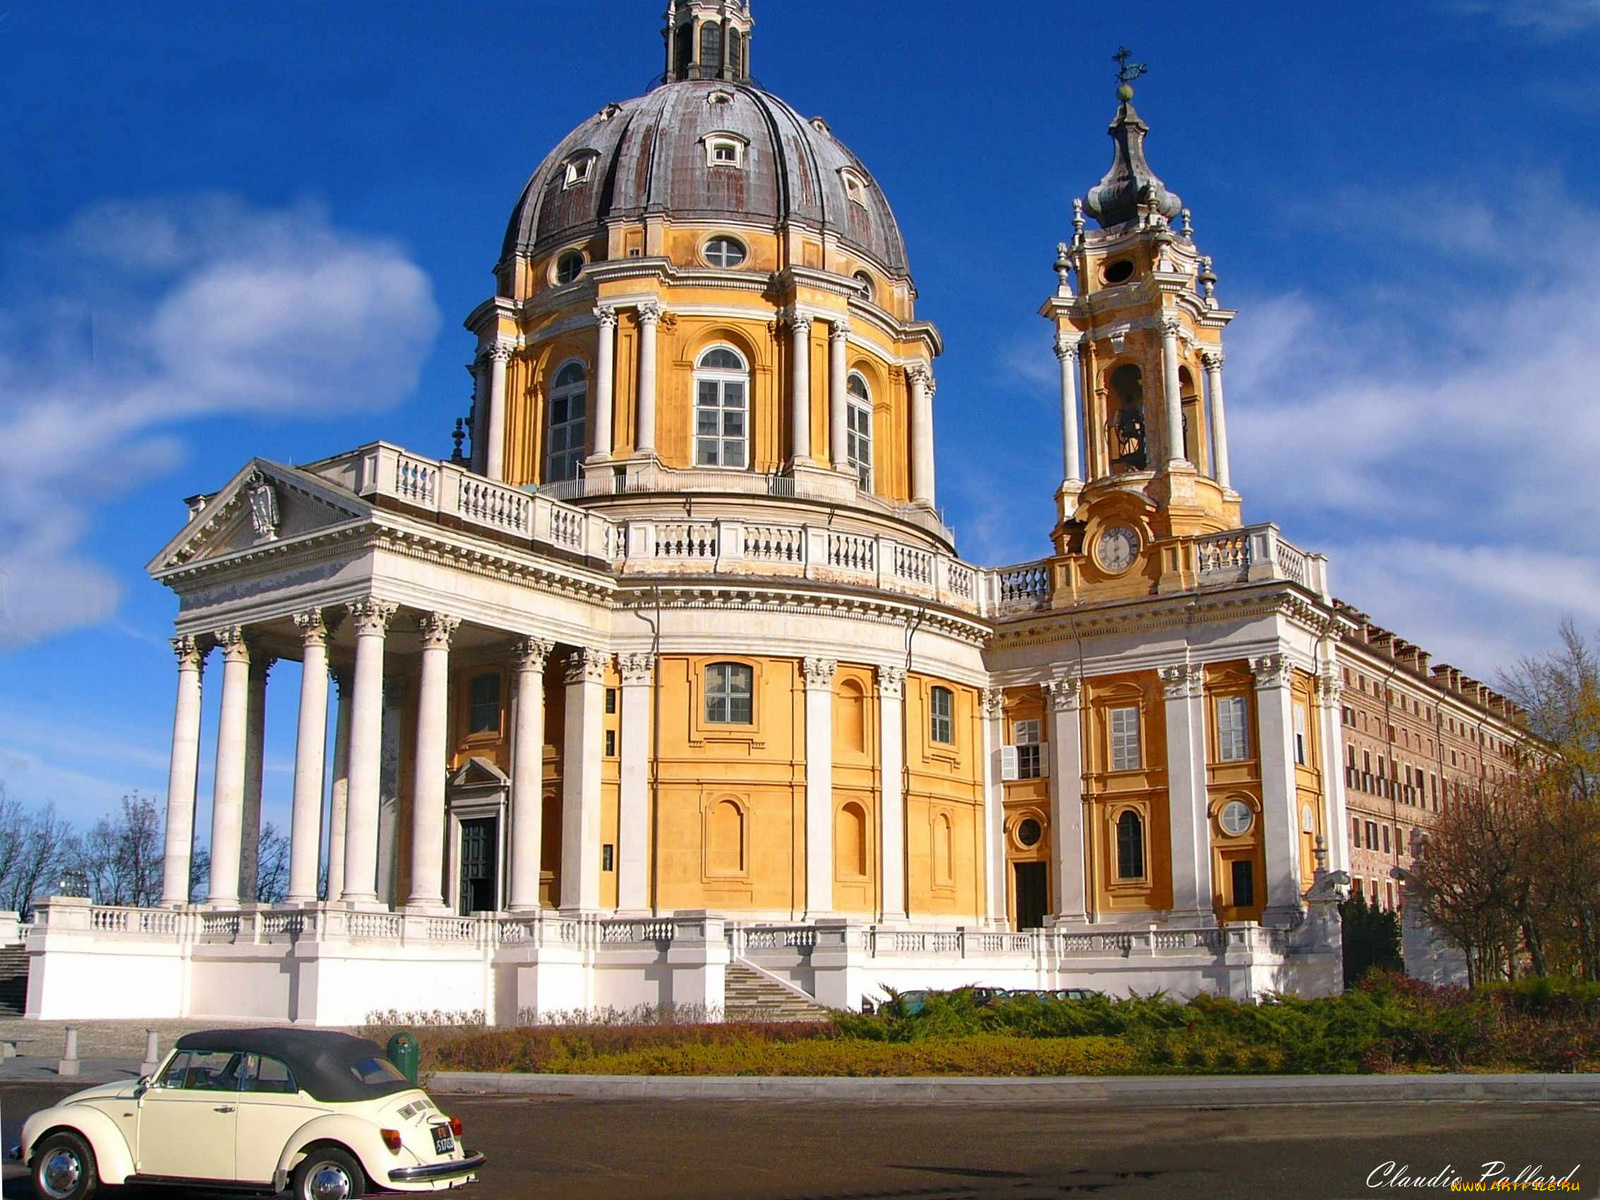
[172,1028,413,1103]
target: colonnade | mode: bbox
[470,303,939,509]
[1052,331,1231,491]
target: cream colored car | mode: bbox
[19,1028,483,1199]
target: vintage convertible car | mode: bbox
[18,1027,484,1199]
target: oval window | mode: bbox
[704,236,747,268]
[1016,818,1043,848]
[555,251,585,284]
[1102,259,1135,285]
[1220,799,1254,837]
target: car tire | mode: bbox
[291,1146,366,1200]
[31,1130,99,1200]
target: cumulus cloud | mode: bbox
[0,196,440,648]
[1226,177,1600,677]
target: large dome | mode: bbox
[501,79,911,277]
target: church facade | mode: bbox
[26,2,1522,1024]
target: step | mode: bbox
[723,962,832,1022]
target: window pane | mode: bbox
[469,674,501,734]
[698,409,719,436]
[1117,812,1144,879]
[722,410,744,437]
[723,439,746,468]
[1110,706,1141,770]
[697,438,719,465]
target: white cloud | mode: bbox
[1449,0,1600,32]
[1226,178,1600,677]
[0,197,440,648]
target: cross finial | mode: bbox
[1113,46,1147,99]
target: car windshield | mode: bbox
[349,1056,408,1086]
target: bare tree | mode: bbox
[76,794,164,907]
[0,801,77,918]
[254,823,289,905]
[189,846,210,905]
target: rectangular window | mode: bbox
[604,729,616,757]
[468,673,501,736]
[1342,705,1355,726]
[847,399,874,490]
[1363,749,1371,773]
[605,688,617,714]
[930,687,955,745]
[1352,816,1361,849]
[1109,706,1141,771]
[705,662,754,724]
[1382,824,1391,854]
[1215,695,1249,762]
[1366,820,1378,850]
[1230,859,1255,908]
[1293,703,1308,765]
[1013,718,1042,779]
[602,844,615,872]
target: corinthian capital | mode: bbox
[346,598,398,636]
[801,657,837,688]
[593,304,619,329]
[618,652,656,685]
[213,625,251,664]
[636,300,663,327]
[172,635,207,671]
[907,364,932,391]
[1043,676,1082,712]
[829,317,852,342]
[293,608,332,648]
[1200,349,1225,372]
[416,612,461,651]
[565,646,609,685]
[787,309,814,336]
[878,665,906,699]
[981,686,1004,717]
[512,636,554,673]
[484,342,514,364]
[1250,653,1292,689]
[1054,335,1081,362]
[1159,663,1204,700]
[1158,315,1184,339]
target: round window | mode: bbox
[1016,818,1043,848]
[555,251,585,284]
[1102,258,1135,285]
[704,236,748,268]
[1219,800,1254,837]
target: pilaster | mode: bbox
[1160,662,1212,923]
[617,652,656,914]
[1043,675,1087,922]
[561,647,609,912]
[802,656,836,917]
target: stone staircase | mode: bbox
[0,944,28,1016]
[723,960,832,1022]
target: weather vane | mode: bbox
[1113,46,1147,99]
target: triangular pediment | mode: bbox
[449,757,510,790]
[148,459,373,576]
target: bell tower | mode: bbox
[663,0,754,83]
[1040,50,1240,597]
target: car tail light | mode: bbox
[380,1129,403,1153]
[449,1116,463,1138]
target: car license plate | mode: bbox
[432,1126,455,1155]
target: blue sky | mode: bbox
[3,0,1599,831]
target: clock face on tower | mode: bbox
[1095,524,1140,574]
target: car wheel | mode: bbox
[291,1146,366,1200]
[31,1130,99,1200]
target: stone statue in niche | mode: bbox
[1109,363,1147,472]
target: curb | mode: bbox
[429,1071,1600,1105]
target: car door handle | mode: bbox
[213,1105,236,1113]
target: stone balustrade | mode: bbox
[1195,523,1329,600]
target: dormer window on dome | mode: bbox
[554,250,585,285]
[563,152,599,189]
[702,235,747,269]
[839,167,868,207]
[707,89,734,105]
[703,133,748,169]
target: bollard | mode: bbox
[58,1026,79,1078]
[140,1029,161,1077]
[386,1032,420,1086]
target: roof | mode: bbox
[501,80,910,277]
[173,1028,413,1103]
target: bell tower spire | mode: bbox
[1038,52,1241,593]
[663,1,754,84]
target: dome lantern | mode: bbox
[1083,48,1183,229]
[663,0,754,84]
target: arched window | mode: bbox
[727,27,743,78]
[699,21,723,75]
[694,346,748,468]
[836,802,868,878]
[929,686,954,745]
[846,373,873,490]
[705,661,753,724]
[545,361,587,483]
[1116,810,1145,880]
[1109,364,1147,473]
[1179,365,1203,468]
[707,798,744,874]
[853,271,875,302]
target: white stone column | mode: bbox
[980,687,1006,926]
[341,598,396,906]
[238,655,271,904]
[1055,336,1084,484]
[908,365,936,507]
[878,666,907,922]
[828,318,850,471]
[484,343,512,482]
[286,610,332,905]
[508,637,553,912]
[407,612,459,911]
[635,302,662,456]
[207,626,252,907]
[617,652,655,914]
[802,657,836,917]
[326,670,351,902]
[1159,315,1186,468]
[789,311,813,464]
[561,647,608,912]
[1252,653,1303,924]
[1044,677,1087,922]
[590,305,618,462]
[468,359,487,475]
[1202,349,1231,490]
[1315,667,1351,874]
[1161,663,1212,922]
[161,636,207,906]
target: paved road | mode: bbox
[2,1082,1594,1199]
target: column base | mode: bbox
[403,901,451,916]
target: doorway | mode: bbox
[458,816,500,914]
[1013,862,1048,930]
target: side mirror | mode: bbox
[133,1076,152,1099]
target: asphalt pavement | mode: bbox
[2,1081,1595,1199]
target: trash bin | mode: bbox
[387,1032,420,1085]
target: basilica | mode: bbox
[26,2,1522,1024]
